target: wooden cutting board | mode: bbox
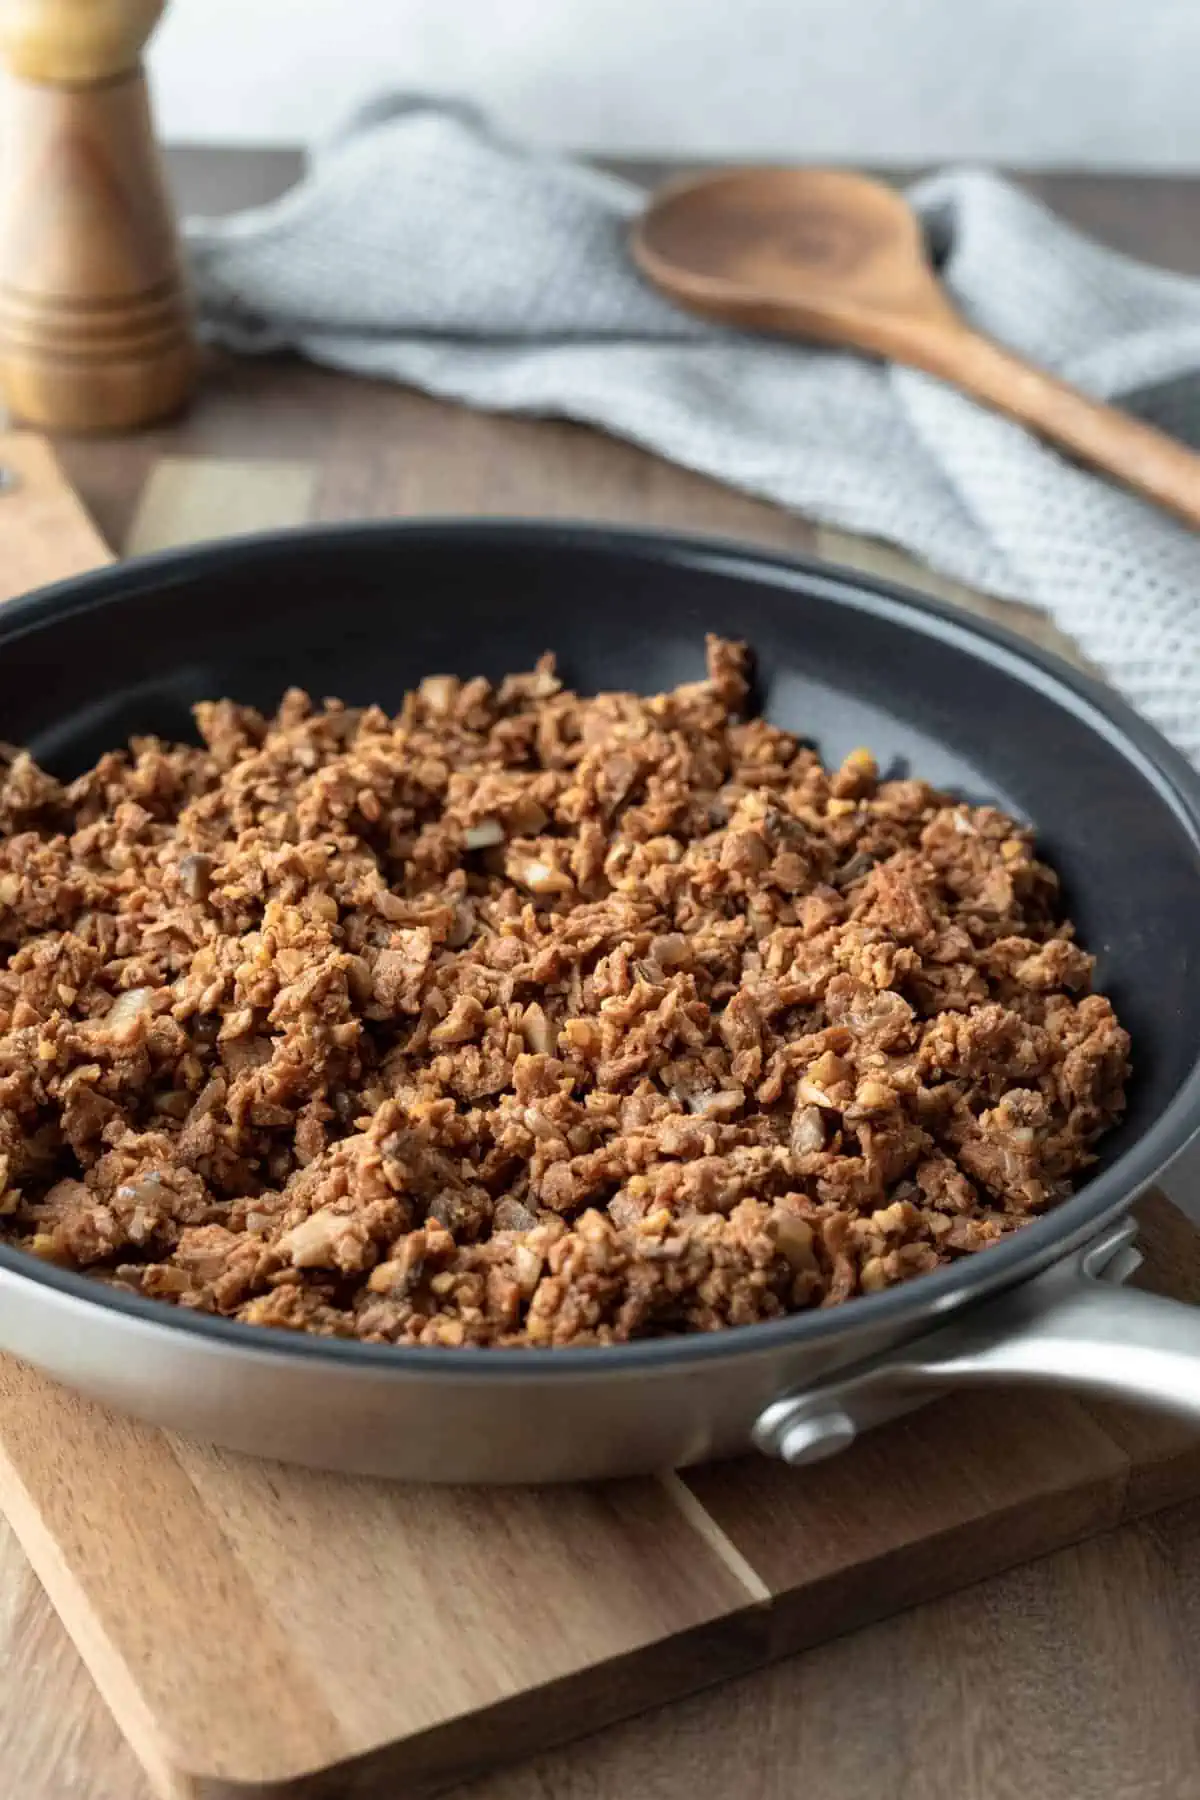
[1,434,1200,1800]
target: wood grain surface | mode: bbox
[0,430,112,596]
[0,155,1198,1800]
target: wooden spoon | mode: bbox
[634,167,1200,530]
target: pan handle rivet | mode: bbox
[776,1406,857,1466]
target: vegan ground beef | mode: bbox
[0,636,1129,1345]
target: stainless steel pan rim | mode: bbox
[0,518,1198,1395]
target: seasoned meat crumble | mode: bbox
[0,637,1129,1346]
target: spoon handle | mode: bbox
[897,317,1200,531]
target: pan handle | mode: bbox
[754,1218,1200,1466]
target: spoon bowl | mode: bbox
[635,167,957,347]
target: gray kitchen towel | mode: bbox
[187,95,1200,762]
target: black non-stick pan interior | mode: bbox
[13,520,1200,1193]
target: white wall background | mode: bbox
[148,0,1200,166]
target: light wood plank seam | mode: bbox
[657,1474,772,1603]
[124,456,318,557]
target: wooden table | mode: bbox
[8,152,1200,1800]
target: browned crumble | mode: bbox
[0,637,1129,1346]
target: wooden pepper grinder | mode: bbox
[0,0,194,431]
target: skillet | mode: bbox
[2,518,1200,1482]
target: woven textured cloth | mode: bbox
[187,96,1200,761]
